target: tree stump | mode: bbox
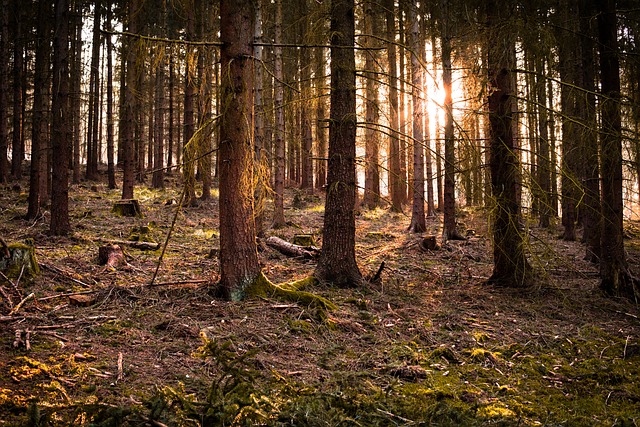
[112,199,142,217]
[293,234,316,247]
[420,236,440,251]
[0,238,40,280]
[98,244,127,268]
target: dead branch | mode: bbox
[97,238,160,251]
[265,236,320,259]
[9,292,35,315]
[40,263,91,288]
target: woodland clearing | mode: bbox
[1,174,639,426]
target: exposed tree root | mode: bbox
[245,271,336,311]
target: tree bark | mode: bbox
[407,0,425,233]
[10,0,23,180]
[384,0,403,213]
[27,0,52,220]
[217,0,261,301]
[597,0,637,299]
[486,0,531,287]
[121,0,138,200]
[0,0,8,183]
[85,0,101,181]
[105,1,116,189]
[363,0,381,210]
[50,0,71,236]
[273,0,286,227]
[315,0,362,287]
[182,0,197,206]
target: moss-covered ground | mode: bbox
[0,175,639,426]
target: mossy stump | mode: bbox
[293,234,316,247]
[0,239,40,281]
[244,272,336,312]
[112,199,142,217]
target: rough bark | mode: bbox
[50,0,71,236]
[363,0,381,210]
[217,0,261,301]
[315,0,362,287]
[182,0,197,206]
[105,2,116,189]
[85,0,101,181]
[597,0,638,299]
[27,0,52,220]
[384,0,403,212]
[0,0,8,183]
[273,0,286,227]
[407,0,425,233]
[486,0,532,287]
[10,0,23,180]
[121,0,138,200]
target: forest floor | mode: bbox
[1,172,640,426]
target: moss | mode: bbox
[245,272,337,311]
[0,241,40,280]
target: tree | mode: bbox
[217,0,261,300]
[273,0,286,227]
[105,0,116,189]
[182,0,197,206]
[121,0,139,201]
[384,0,403,212]
[315,0,362,287]
[486,0,531,287]
[407,0,426,233]
[50,0,71,236]
[27,0,52,220]
[441,0,464,241]
[0,0,8,184]
[86,0,101,181]
[11,0,24,180]
[363,0,381,210]
[597,0,638,299]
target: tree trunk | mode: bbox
[300,0,313,191]
[182,0,197,206]
[218,0,261,301]
[315,45,327,190]
[254,0,266,235]
[597,0,637,299]
[407,0,425,233]
[315,0,362,287]
[363,0,381,210]
[441,0,463,240]
[152,44,165,189]
[50,0,71,236]
[273,0,286,227]
[85,0,101,181]
[121,0,138,200]
[27,0,52,220]
[578,0,600,263]
[10,0,23,180]
[486,0,531,287]
[105,1,116,189]
[71,2,82,184]
[385,0,403,212]
[0,0,8,183]
[536,55,551,229]
[167,53,175,174]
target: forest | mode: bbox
[1,0,640,425]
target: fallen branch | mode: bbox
[40,263,91,288]
[97,238,160,251]
[265,236,320,259]
[9,292,35,315]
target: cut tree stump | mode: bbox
[420,236,440,251]
[0,238,40,280]
[265,236,320,259]
[112,199,142,217]
[293,234,316,247]
[98,244,127,268]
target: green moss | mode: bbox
[245,272,336,311]
[0,241,40,280]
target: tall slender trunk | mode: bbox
[105,2,116,189]
[121,0,138,200]
[27,0,52,220]
[315,46,327,190]
[86,0,101,180]
[50,0,71,235]
[182,0,197,205]
[0,0,8,183]
[152,22,166,190]
[254,0,266,235]
[363,0,380,209]
[597,0,637,299]
[385,0,402,212]
[218,0,260,300]
[315,0,362,287]
[273,0,286,227]
[486,0,531,287]
[407,0,425,232]
[11,0,23,180]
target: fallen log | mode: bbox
[97,238,160,251]
[265,236,320,259]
